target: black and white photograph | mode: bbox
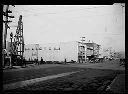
[2,4,125,93]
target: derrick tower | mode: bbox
[13,15,24,59]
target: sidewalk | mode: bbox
[3,62,92,71]
[3,64,36,72]
[106,74,125,93]
[3,64,34,70]
[3,64,61,72]
[3,60,125,72]
[67,61,125,71]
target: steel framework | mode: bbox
[13,15,24,62]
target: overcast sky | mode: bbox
[4,4,125,52]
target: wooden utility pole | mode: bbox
[3,5,9,68]
[3,5,15,68]
[4,5,9,49]
[3,5,15,49]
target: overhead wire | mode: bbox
[9,5,125,33]
[12,6,110,17]
[7,6,124,43]
[12,7,124,24]
[26,7,124,19]
[7,5,125,21]
[10,12,124,30]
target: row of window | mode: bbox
[25,47,60,51]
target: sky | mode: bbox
[3,4,125,52]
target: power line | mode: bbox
[10,6,124,28]
[13,10,123,24]
[13,9,124,20]
[10,5,125,18]
[12,6,109,17]
[3,5,15,68]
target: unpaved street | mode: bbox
[3,60,125,93]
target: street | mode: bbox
[3,64,82,84]
[3,60,125,93]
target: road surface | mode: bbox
[3,60,125,93]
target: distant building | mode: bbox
[24,41,100,63]
[102,47,116,59]
[84,43,100,60]
[24,41,87,63]
[113,51,125,59]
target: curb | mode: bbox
[106,74,125,93]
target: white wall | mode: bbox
[38,43,64,61]
[24,44,39,60]
[60,41,78,62]
[24,41,79,62]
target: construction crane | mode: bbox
[12,15,24,65]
